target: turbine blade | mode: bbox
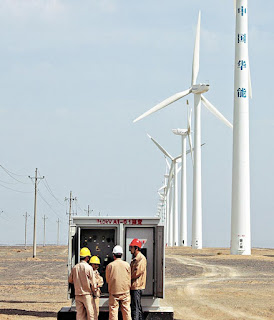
[174,154,183,161]
[186,147,194,156]
[187,107,193,163]
[158,185,166,192]
[165,157,171,170]
[167,161,174,191]
[184,143,204,157]
[188,132,194,166]
[188,107,192,131]
[133,89,191,123]
[192,11,201,86]
[201,95,233,129]
[147,134,174,160]
[158,192,165,200]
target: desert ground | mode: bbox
[0,246,273,320]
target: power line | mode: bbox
[0,178,18,185]
[30,174,63,220]
[37,189,63,220]
[41,176,65,207]
[0,164,27,176]
[0,165,30,184]
[76,200,85,214]
[0,182,32,193]
[0,210,8,221]
[0,209,17,223]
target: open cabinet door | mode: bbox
[155,226,164,298]
[67,225,78,299]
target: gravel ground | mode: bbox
[0,246,273,320]
[164,247,274,320]
[0,246,70,320]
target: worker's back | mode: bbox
[69,260,95,296]
[106,258,131,295]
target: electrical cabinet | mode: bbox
[60,216,174,319]
[67,217,166,307]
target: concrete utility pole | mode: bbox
[23,212,30,249]
[42,215,48,247]
[65,191,76,275]
[57,218,60,245]
[84,205,93,217]
[29,168,44,258]
[65,191,76,227]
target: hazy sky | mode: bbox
[0,0,273,248]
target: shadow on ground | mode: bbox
[0,309,56,317]
[0,300,65,304]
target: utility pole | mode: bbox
[57,218,60,245]
[23,212,30,249]
[29,168,44,258]
[84,205,93,217]
[65,191,76,275]
[42,215,48,247]
[65,191,76,227]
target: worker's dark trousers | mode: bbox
[130,290,144,320]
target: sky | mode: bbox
[0,0,273,249]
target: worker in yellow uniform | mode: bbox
[89,256,104,317]
[129,239,147,320]
[106,245,132,320]
[68,247,97,320]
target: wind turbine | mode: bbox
[158,184,167,223]
[148,134,195,246]
[231,0,252,255]
[147,134,181,246]
[134,12,232,249]
[172,104,193,246]
[162,160,170,245]
[157,158,173,247]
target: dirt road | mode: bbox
[164,247,274,320]
[0,246,273,320]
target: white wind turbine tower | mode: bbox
[160,160,171,245]
[231,0,252,255]
[172,104,193,246]
[147,134,181,246]
[164,159,173,247]
[134,12,232,249]
[158,179,168,219]
[158,184,167,222]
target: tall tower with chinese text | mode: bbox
[231,0,251,255]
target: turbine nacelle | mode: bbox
[172,128,188,136]
[191,84,210,94]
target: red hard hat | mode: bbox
[129,238,142,248]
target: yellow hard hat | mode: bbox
[80,247,91,257]
[90,256,100,264]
